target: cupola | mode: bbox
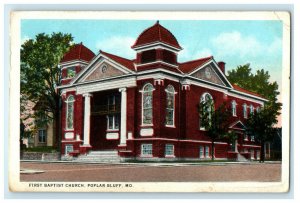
[132,21,182,71]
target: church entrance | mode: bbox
[90,90,121,150]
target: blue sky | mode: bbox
[21,19,283,92]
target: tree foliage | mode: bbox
[199,100,232,160]
[21,32,73,146]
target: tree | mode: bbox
[199,100,232,161]
[21,32,73,149]
[246,105,278,162]
[228,63,282,162]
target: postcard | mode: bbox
[10,11,290,192]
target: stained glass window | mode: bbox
[66,95,75,129]
[231,100,237,116]
[243,104,248,118]
[200,93,214,129]
[165,85,175,126]
[142,83,154,125]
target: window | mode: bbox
[107,114,119,130]
[244,134,248,141]
[231,100,237,116]
[199,146,204,158]
[142,83,155,125]
[107,95,120,112]
[250,135,255,142]
[141,49,156,63]
[67,67,76,78]
[250,105,254,115]
[65,144,73,154]
[205,146,210,158]
[243,104,248,118]
[162,50,176,64]
[165,144,175,157]
[38,129,47,143]
[200,93,214,129]
[165,85,175,126]
[141,144,153,156]
[66,95,75,129]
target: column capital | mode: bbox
[119,87,127,92]
[82,93,93,98]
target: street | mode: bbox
[20,162,281,182]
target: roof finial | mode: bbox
[156,20,159,24]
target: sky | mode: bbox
[21,19,283,125]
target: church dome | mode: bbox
[132,21,182,50]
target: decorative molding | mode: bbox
[76,77,136,94]
[106,132,119,140]
[136,60,179,69]
[65,132,74,139]
[140,128,154,136]
[132,41,182,52]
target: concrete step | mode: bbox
[75,150,121,163]
[237,153,250,162]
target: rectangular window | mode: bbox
[141,144,153,156]
[244,134,248,141]
[107,114,119,130]
[243,104,248,118]
[199,146,204,158]
[250,136,255,142]
[65,144,73,154]
[165,144,174,156]
[205,146,210,158]
[38,129,47,143]
[231,101,237,116]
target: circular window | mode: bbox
[102,65,107,73]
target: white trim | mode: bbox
[229,120,246,129]
[59,60,89,68]
[241,144,261,148]
[119,87,127,145]
[136,60,179,69]
[136,68,183,78]
[83,93,92,146]
[227,91,266,104]
[76,77,136,94]
[137,72,180,82]
[229,90,267,102]
[188,59,232,88]
[106,132,119,140]
[132,41,182,52]
[64,132,74,139]
[140,128,154,136]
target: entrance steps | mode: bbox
[237,153,250,162]
[75,150,121,163]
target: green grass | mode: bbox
[22,146,58,153]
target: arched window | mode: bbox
[200,93,214,129]
[165,85,175,126]
[66,95,75,129]
[231,100,237,116]
[243,103,248,118]
[142,83,155,125]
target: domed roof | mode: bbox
[61,43,95,63]
[132,21,182,50]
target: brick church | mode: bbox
[58,21,267,161]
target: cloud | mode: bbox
[96,36,136,59]
[211,31,263,58]
[193,48,213,59]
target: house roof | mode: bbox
[61,43,95,63]
[178,56,213,73]
[100,50,136,71]
[232,84,265,98]
[132,21,182,49]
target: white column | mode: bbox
[235,140,238,152]
[83,93,92,146]
[119,88,127,146]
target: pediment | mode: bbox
[191,64,226,86]
[83,61,125,82]
[229,120,246,130]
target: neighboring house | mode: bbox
[57,21,268,161]
[20,99,55,148]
